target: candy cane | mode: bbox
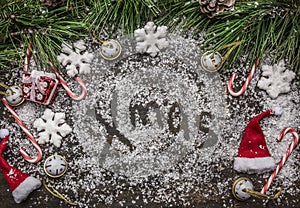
[2,98,42,163]
[49,63,87,101]
[227,59,258,96]
[23,43,32,72]
[24,43,87,101]
[59,77,87,100]
[261,127,299,194]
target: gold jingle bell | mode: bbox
[4,85,25,106]
[99,39,122,61]
[200,51,223,72]
[232,177,254,201]
[200,41,243,72]
[44,154,68,178]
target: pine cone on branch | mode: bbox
[199,0,236,18]
[40,0,64,7]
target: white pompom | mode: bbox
[0,129,9,138]
[273,107,283,115]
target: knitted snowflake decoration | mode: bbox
[57,40,94,77]
[257,60,296,99]
[33,109,72,147]
[134,22,168,57]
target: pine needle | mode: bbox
[157,0,300,74]
[0,0,86,78]
[85,0,160,35]
[0,0,299,78]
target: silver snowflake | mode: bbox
[33,109,72,147]
[57,40,94,77]
[257,60,296,99]
[134,21,169,57]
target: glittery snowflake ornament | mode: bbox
[33,109,72,147]
[134,22,169,57]
[57,40,94,77]
[257,60,296,99]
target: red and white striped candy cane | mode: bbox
[227,59,259,97]
[59,76,87,100]
[49,63,87,101]
[2,98,43,163]
[261,127,299,194]
[23,43,32,72]
[24,43,87,101]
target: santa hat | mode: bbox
[233,107,283,174]
[0,129,41,203]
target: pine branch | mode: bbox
[0,0,86,77]
[85,0,160,35]
[157,0,300,74]
[0,0,299,80]
[157,1,205,33]
[206,0,299,73]
[66,0,88,17]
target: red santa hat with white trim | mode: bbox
[233,107,283,174]
[0,129,41,203]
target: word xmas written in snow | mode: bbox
[95,96,216,151]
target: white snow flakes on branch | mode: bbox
[134,21,169,57]
[257,60,296,99]
[33,109,72,147]
[57,40,94,77]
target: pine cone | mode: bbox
[199,0,235,18]
[40,0,64,7]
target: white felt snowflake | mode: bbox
[57,40,94,77]
[257,60,296,99]
[134,21,168,57]
[33,109,72,147]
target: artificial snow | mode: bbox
[57,40,94,77]
[134,22,169,57]
[72,33,226,180]
[33,108,72,147]
[257,60,296,99]
[0,32,299,208]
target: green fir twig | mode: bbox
[0,0,299,81]
[0,0,86,82]
[85,0,160,35]
[157,0,300,74]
